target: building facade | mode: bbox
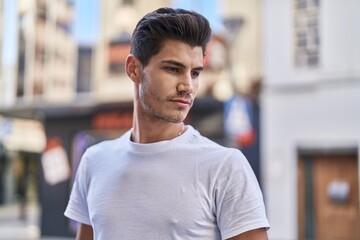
[10,0,76,106]
[93,0,171,103]
[0,0,76,237]
[261,0,360,239]
[0,0,267,237]
[0,0,2,92]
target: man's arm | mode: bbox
[76,223,93,240]
[227,228,268,240]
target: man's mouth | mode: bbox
[169,98,192,107]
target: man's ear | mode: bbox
[125,54,142,83]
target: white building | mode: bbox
[261,0,360,239]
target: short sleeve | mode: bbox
[64,150,92,225]
[215,150,270,239]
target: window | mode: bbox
[121,0,133,6]
[294,0,320,68]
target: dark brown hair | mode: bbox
[130,8,212,66]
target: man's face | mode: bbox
[138,39,204,123]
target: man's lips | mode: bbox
[169,98,192,107]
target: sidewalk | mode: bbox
[0,202,72,240]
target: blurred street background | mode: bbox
[0,0,359,239]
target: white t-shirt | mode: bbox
[64,126,269,239]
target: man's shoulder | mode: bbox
[186,127,247,164]
[187,127,238,153]
[85,130,130,156]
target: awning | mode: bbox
[0,116,46,153]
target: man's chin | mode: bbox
[155,115,186,124]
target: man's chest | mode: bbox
[86,166,219,239]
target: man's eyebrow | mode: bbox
[162,60,186,68]
[161,60,204,71]
[193,66,204,71]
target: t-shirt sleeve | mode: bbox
[215,150,270,239]
[64,150,92,225]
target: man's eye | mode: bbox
[166,67,179,73]
[191,71,200,78]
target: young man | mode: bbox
[65,8,269,240]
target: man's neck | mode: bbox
[131,119,186,144]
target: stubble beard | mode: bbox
[139,79,187,124]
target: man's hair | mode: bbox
[130,8,212,66]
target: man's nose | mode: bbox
[176,73,193,93]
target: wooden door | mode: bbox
[298,153,360,240]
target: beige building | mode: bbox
[11,0,76,106]
[220,0,262,95]
[93,0,171,103]
[0,0,3,93]
[94,0,262,103]
[0,0,20,108]
[0,0,262,106]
